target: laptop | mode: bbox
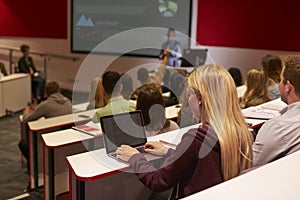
[100,111,161,162]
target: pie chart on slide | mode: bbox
[158,0,178,17]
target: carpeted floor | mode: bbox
[0,111,44,200]
[0,89,88,200]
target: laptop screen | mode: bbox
[100,111,147,154]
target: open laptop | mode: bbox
[100,111,161,162]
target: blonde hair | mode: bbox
[241,69,270,108]
[188,64,253,181]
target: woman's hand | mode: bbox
[144,141,169,156]
[116,145,140,162]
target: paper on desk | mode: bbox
[261,99,287,111]
[72,121,102,136]
[242,107,281,119]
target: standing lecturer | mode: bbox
[159,28,182,67]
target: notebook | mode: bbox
[100,111,161,162]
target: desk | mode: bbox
[0,73,31,117]
[73,102,89,113]
[27,109,98,190]
[42,128,103,200]
[66,124,199,200]
[182,149,300,200]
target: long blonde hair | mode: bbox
[188,64,253,181]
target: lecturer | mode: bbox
[159,28,182,67]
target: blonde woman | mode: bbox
[117,64,253,199]
[240,69,271,108]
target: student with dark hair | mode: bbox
[253,55,300,166]
[165,71,187,106]
[117,64,253,199]
[120,73,134,100]
[92,71,135,122]
[136,84,179,137]
[261,54,283,99]
[18,44,45,102]
[137,68,149,85]
[228,67,243,87]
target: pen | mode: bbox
[159,140,177,147]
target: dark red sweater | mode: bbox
[129,125,223,199]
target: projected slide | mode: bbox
[72,0,191,56]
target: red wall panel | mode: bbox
[0,0,67,38]
[197,0,300,51]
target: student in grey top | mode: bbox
[253,55,300,166]
[19,81,72,165]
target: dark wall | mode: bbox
[1,0,300,52]
[0,0,67,38]
[197,0,300,51]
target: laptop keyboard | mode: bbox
[109,146,145,158]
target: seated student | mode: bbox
[135,84,179,137]
[92,71,136,123]
[165,71,187,107]
[18,44,46,102]
[137,68,149,85]
[228,67,243,87]
[0,61,8,76]
[86,77,105,110]
[116,64,253,199]
[261,54,282,99]
[253,55,300,166]
[120,73,134,100]
[228,67,247,100]
[240,68,271,108]
[18,81,72,165]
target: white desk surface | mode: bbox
[28,109,98,131]
[165,104,181,119]
[182,150,300,200]
[72,102,89,113]
[0,73,29,83]
[67,124,200,180]
[42,128,101,148]
[242,98,287,120]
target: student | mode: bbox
[116,64,253,199]
[261,54,282,99]
[228,67,243,87]
[92,71,136,123]
[120,73,134,100]
[240,68,271,108]
[137,68,149,85]
[18,44,46,102]
[135,84,179,137]
[19,81,72,164]
[165,71,187,107]
[228,67,247,100]
[253,55,300,166]
[86,77,105,110]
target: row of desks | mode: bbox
[26,98,283,199]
